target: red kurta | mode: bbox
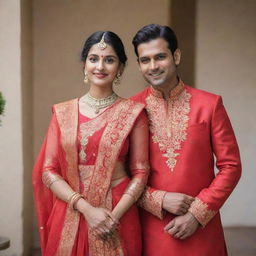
[33,98,149,256]
[132,81,241,256]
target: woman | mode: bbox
[33,31,149,256]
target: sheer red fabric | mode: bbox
[33,98,149,256]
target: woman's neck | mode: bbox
[88,86,114,99]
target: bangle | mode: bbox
[68,192,84,210]
[73,194,84,210]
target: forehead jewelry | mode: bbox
[97,33,107,50]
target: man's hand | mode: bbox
[162,192,194,215]
[164,212,199,240]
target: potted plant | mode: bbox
[0,92,6,125]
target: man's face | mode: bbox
[137,38,180,88]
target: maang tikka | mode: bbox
[97,33,107,50]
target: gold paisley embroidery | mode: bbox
[146,85,191,171]
[78,165,94,195]
[79,112,109,162]
[188,198,217,227]
[54,99,80,256]
[87,99,144,255]
[138,188,166,219]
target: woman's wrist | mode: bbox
[76,198,93,214]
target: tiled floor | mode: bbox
[32,227,256,256]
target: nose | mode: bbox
[97,59,104,71]
[149,59,158,71]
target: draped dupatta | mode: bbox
[33,98,144,256]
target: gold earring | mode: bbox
[84,72,88,83]
[113,73,121,86]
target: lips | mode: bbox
[94,73,108,79]
[149,71,164,78]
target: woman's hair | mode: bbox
[132,24,178,57]
[81,31,127,65]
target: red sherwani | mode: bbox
[131,81,241,256]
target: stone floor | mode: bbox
[224,227,256,256]
[32,227,256,256]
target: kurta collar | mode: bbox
[149,79,185,100]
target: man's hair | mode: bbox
[132,24,178,57]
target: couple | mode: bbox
[33,24,241,256]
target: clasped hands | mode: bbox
[162,192,199,240]
[82,205,119,241]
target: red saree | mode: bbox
[33,98,149,256]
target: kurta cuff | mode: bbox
[138,188,166,219]
[188,198,217,227]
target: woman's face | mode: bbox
[84,43,121,88]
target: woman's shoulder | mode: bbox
[52,98,78,113]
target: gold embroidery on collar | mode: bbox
[150,80,185,99]
[146,87,191,171]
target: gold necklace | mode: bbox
[81,92,118,114]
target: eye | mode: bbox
[139,57,150,64]
[89,56,98,63]
[156,54,166,60]
[105,57,115,64]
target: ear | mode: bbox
[173,49,181,66]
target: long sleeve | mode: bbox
[123,110,150,201]
[41,109,64,188]
[137,186,166,219]
[188,96,242,226]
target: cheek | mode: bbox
[139,65,147,74]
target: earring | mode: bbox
[84,72,88,83]
[113,73,121,86]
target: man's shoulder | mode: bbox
[185,85,220,105]
[130,87,150,104]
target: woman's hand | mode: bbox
[76,198,118,237]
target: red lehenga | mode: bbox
[33,98,149,256]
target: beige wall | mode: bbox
[21,0,34,254]
[32,0,170,247]
[33,0,170,156]
[196,0,256,226]
[0,1,23,255]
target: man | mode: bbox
[131,24,241,256]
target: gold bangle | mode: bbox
[73,194,84,210]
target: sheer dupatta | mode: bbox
[33,98,145,256]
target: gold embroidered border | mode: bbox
[87,99,144,255]
[78,165,94,195]
[188,198,216,227]
[146,88,191,171]
[138,188,166,219]
[55,99,80,256]
[79,113,109,162]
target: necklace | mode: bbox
[81,92,118,114]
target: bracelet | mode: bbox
[68,192,84,210]
[73,194,84,210]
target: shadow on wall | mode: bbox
[170,0,196,87]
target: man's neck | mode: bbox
[153,76,179,100]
